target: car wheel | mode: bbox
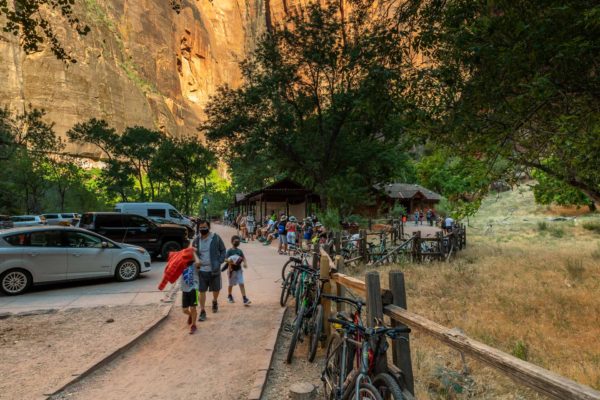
[161,241,181,259]
[115,259,140,282]
[0,269,32,295]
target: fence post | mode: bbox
[365,271,383,328]
[359,229,367,262]
[312,241,319,269]
[334,231,341,256]
[463,225,467,248]
[320,253,332,347]
[368,219,372,231]
[389,271,415,396]
[335,256,346,312]
[436,231,444,261]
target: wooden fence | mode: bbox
[315,250,600,400]
[333,223,467,265]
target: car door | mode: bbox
[123,215,157,248]
[64,230,113,279]
[23,230,68,282]
[95,214,126,243]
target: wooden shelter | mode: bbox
[233,178,320,221]
[356,183,442,217]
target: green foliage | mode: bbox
[512,340,529,361]
[318,208,341,232]
[389,203,407,218]
[537,221,548,231]
[401,0,600,206]
[533,169,594,210]
[202,1,415,210]
[0,0,90,62]
[582,221,600,234]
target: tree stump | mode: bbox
[289,382,316,400]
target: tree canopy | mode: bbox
[202,0,416,212]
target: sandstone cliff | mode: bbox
[1,0,281,156]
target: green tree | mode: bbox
[67,118,134,201]
[398,0,600,205]
[532,169,595,211]
[0,0,90,62]
[202,1,415,210]
[151,137,216,214]
[118,126,163,201]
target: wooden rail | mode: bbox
[325,269,600,400]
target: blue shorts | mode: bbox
[279,234,288,245]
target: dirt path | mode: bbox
[52,224,286,400]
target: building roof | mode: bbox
[235,193,247,203]
[235,178,319,204]
[374,183,442,201]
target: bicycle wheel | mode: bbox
[294,276,304,315]
[351,383,384,400]
[286,304,305,364]
[323,332,344,399]
[280,271,294,307]
[281,259,296,280]
[308,304,323,362]
[373,373,404,400]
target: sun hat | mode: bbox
[289,216,297,222]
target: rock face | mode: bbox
[0,0,278,157]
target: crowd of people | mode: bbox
[230,210,327,255]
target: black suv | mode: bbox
[79,212,189,259]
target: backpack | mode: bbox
[278,222,286,234]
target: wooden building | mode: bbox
[233,178,320,221]
[357,183,442,217]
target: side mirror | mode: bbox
[101,241,109,249]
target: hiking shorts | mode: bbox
[198,271,222,292]
[182,289,199,308]
[286,232,296,245]
[279,234,288,245]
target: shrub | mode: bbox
[566,258,585,281]
[319,208,341,231]
[512,340,529,361]
[537,221,548,231]
[582,221,600,234]
[550,226,565,238]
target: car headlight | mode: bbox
[135,247,147,255]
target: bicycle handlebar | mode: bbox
[328,317,411,338]
[322,294,363,310]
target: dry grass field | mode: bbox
[351,186,600,399]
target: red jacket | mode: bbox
[158,247,195,290]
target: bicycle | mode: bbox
[286,264,324,363]
[322,294,411,400]
[280,250,314,309]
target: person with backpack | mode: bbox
[277,215,288,255]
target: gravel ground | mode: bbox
[262,308,326,400]
[0,304,167,400]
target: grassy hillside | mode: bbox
[354,186,600,399]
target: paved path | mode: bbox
[0,262,169,315]
[52,224,286,400]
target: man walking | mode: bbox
[192,219,226,321]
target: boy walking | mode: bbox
[181,262,199,334]
[224,235,252,306]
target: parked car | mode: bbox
[79,212,189,259]
[0,226,151,295]
[114,202,193,229]
[11,215,46,227]
[42,213,80,226]
[0,215,14,230]
[148,216,195,237]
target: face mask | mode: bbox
[233,241,240,247]
[199,228,210,235]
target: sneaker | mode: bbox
[187,315,192,325]
[227,295,234,303]
[198,310,207,322]
[243,297,252,306]
[212,300,219,313]
[189,325,197,334]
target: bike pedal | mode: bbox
[283,324,295,333]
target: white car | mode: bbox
[42,213,80,226]
[0,226,151,295]
[115,202,193,229]
[11,215,47,227]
